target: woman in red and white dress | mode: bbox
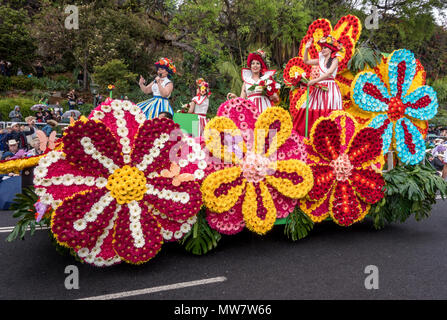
[228,49,279,113]
[293,36,343,137]
[187,78,210,138]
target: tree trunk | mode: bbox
[83,48,88,91]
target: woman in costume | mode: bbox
[228,49,279,113]
[137,58,176,119]
[294,36,343,137]
[186,78,211,137]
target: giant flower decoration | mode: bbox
[300,111,385,227]
[283,15,361,119]
[33,99,205,266]
[201,98,313,235]
[351,49,438,165]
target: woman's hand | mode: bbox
[307,79,317,87]
[305,38,313,49]
[227,93,237,100]
[139,75,146,86]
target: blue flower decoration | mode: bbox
[351,49,438,165]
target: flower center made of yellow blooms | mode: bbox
[330,153,353,182]
[106,165,147,204]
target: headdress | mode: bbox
[154,57,177,75]
[318,35,343,58]
[247,49,268,72]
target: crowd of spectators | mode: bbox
[427,125,447,180]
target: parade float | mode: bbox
[2,15,446,267]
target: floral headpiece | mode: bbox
[318,36,343,58]
[155,57,177,74]
[247,49,268,72]
[196,78,211,96]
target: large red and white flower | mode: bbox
[34,99,205,266]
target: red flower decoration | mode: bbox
[300,111,385,226]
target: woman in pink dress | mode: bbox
[228,49,279,113]
[293,36,343,137]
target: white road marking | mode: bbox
[78,276,227,300]
[0,226,49,233]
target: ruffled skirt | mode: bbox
[137,96,173,119]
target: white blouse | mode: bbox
[151,77,172,97]
[192,95,209,115]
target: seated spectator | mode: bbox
[9,106,23,122]
[25,137,45,157]
[77,98,84,105]
[17,68,24,76]
[5,139,25,159]
[0,126,12,152]
[35,110,44,122]
[42,110,52,122]
[158,112,173,120]
[41,120,58,137]
[5,121,35,150]
[1,151,14,161]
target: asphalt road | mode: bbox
[1,199,447,301]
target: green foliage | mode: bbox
[78,103,94,117]
[92,59,137,98]
[30,77,72,92]
[179,208,222,255]
[216,59,243,96]
[428,77,447,109]
[10,76,34,91]
[6,187,49,242]
[284,206,314,241]
[0,96,38,120]
[0,6,36,68]
[348,43,382,74]
[369,160,447,229]
[0,76,12,92]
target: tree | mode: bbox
[0,6,37,72]
[92,59,137,97]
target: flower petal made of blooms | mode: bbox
[201,166,246,213]
[112,202,163,265]
[254,107,293,157]
[63,120,123,176]
[153,207,196,242]
[78,204,122,267]
[330,111,357,154]
[242,182,277,235]
[299,193,331,223]
[388,49,417,98]
[203,116,245,164]
[51,189,117,256]
[264,159,314,199]
[89,100,141,151]
[352,72,390,113]
[267,183,297,219]
[34,154,99,202]
[144,177,202,222]
[206,202,246,235]
[310,118,342,161]
[394,117,426,165]
[368,114,394,154]
[403,85,438,121]
[132,118,180,173]
[217,98,258,133]
[351,168,385,204]
[302,164,334,201]
[329,180,366,226]
[347,127,383,168]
